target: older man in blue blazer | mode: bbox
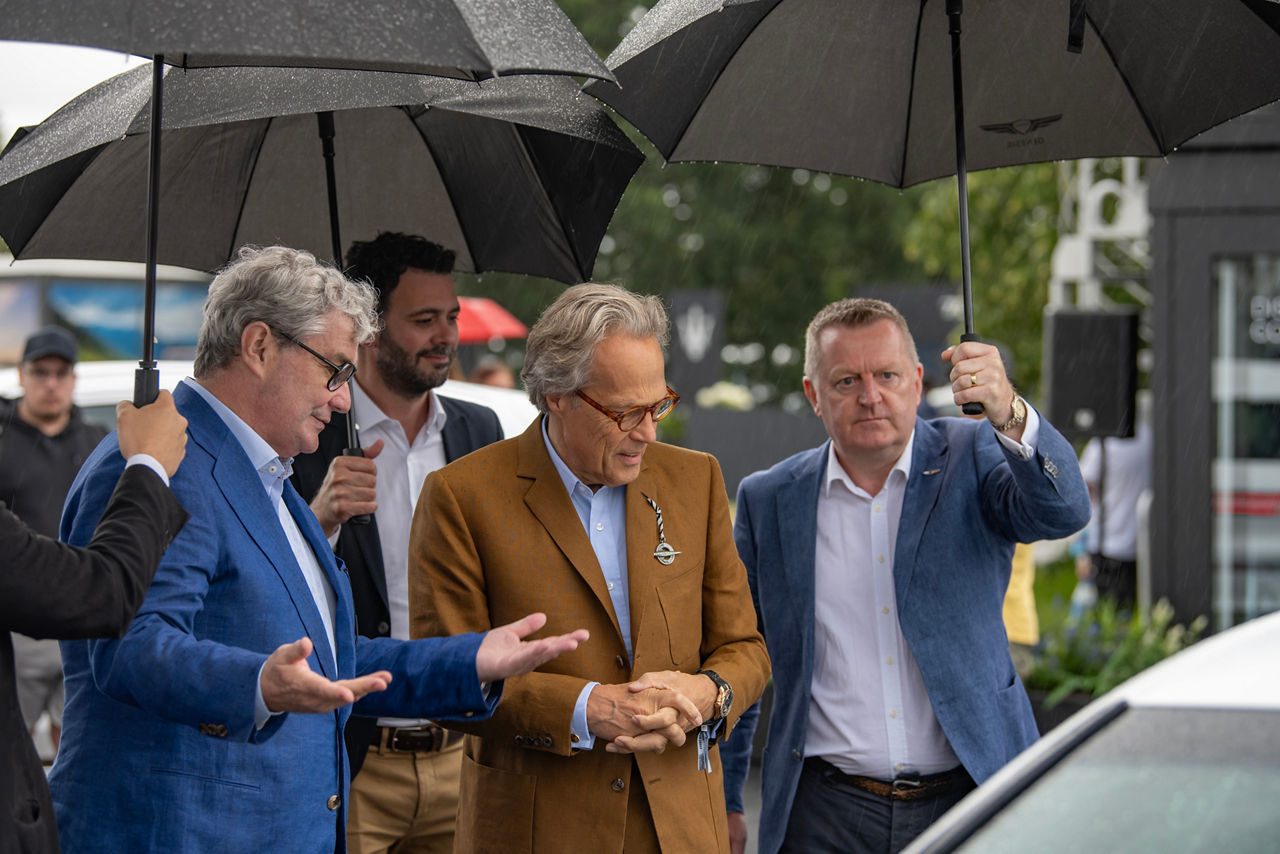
[721,298,1089,854]
[54,246,586,853]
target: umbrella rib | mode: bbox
[897,0,931,188]
[226,116,275,268]
[658,0,783,164]
[1081,15,1166,153]
[412,108,482,274]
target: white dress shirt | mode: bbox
[808,413,1040,780]
[349,382,448,727]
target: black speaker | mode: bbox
[1043,309,1139,439]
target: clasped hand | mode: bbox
[590,669,714,755]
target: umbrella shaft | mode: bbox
[317,112,344,267]
[946,0,975,338]
[136,54,164,406]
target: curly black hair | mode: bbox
[343,232,456,316]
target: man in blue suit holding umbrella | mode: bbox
[55,246,587,853]
[722,298,1089,854]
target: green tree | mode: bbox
[901,163,1060,396]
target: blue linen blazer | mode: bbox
[721,414,1090,854]
[51,382,497,853]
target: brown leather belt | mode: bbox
[376,724,463,753]
[810,757,974,802]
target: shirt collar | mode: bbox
[183,377,293,496]
[822,428,915,499]
[350,382,447,442]
[542,415,616,501]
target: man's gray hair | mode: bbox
[194,246,379,378]
[521,283,669,412]
[803,297,920,379]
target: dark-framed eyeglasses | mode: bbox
[575,386,679,432]
[275,327,356,392]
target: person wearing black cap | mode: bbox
[0,326,107,756]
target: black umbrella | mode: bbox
[1,0,613,403]
[0,65,641,285]
[587,0,1280,413]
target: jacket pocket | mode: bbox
[655,562,706,669]
[457,752,535,854]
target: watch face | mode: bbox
[720,686,734,717]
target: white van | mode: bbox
[0,359,537,438]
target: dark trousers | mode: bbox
[780,758,974,854]
[1091,553,1137,607]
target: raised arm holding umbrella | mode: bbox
[587,0,1280,413]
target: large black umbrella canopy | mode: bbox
[0,0,612,80]
[1,0,612,404]
[588,0,1280,408]
[0,64,643,285]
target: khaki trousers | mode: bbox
[346,731,464,854]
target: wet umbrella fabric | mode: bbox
[1,0,612,405]
[0,64,643,285]
[588,0,1280,344]
[0,0,613,81]
[457,297,529,344]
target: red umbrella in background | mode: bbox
[457,296,527,344]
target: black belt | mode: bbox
[376,724,463,753]
[809,757,974,802]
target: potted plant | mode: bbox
[1023,597,1207,733]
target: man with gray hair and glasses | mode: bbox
[409,282,771,853]
[53,246,588,854]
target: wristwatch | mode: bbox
[992,395,1027,432]
[697,669,734,721]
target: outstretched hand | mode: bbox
[475,612,589,683]
[261,637,391,714]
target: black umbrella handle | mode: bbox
[343,413,371,525]
[959,332,984,415]
[134,364,160,407]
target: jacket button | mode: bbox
[541,736,553,748]
[615,655,626,670]
[792,749,802,760]
[611,778,625,792]
[327,795,341,811]
[377,621,390,635]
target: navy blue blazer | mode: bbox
[721,414,1089,854]
[53,382,498,853]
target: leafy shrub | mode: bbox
[1025,597,1208,707]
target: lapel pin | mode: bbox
[923,468,941,476]
[642,493,681,565]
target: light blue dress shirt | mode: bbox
[541,418,629,750]
[183,379,337,728]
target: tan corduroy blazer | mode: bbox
[409,418,770,854]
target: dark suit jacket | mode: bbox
[1,465,187,853]
[291,394,503,773]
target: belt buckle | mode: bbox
[891,774,923,797]
[388,725,444,752]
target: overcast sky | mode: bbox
[0,41,146,141]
